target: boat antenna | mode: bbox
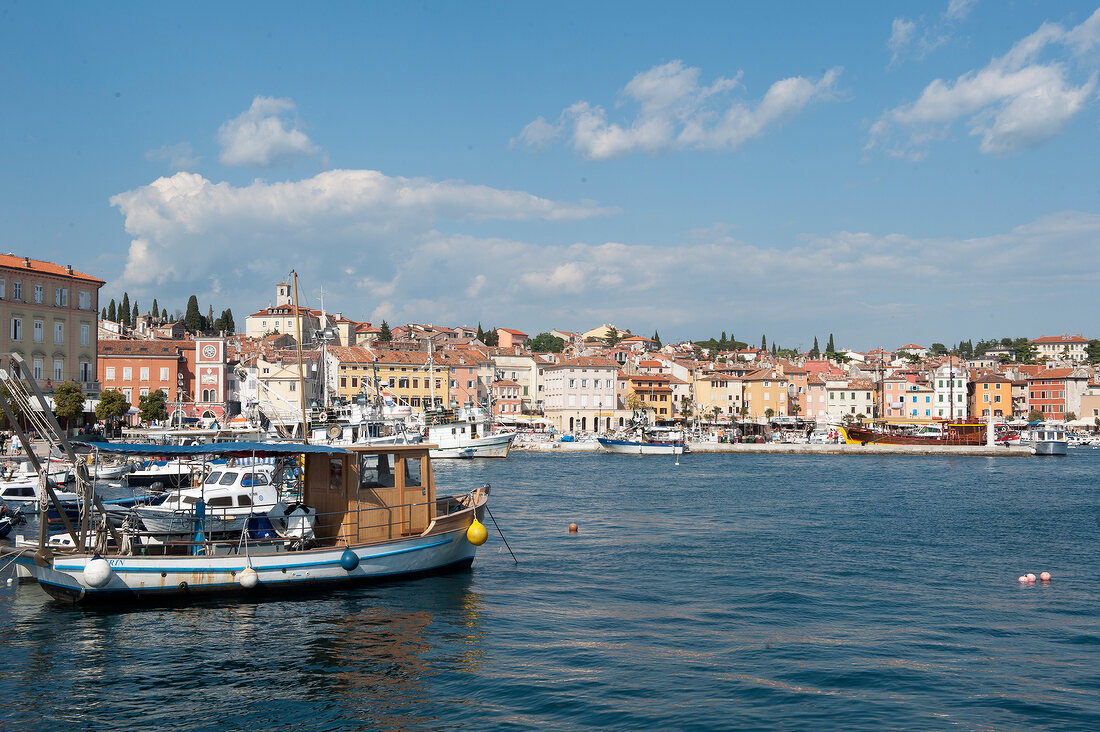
[291,270,310,444]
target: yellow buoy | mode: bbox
[466,518,488,546]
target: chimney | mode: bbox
[24,257,31,268]
[66,264,73,275]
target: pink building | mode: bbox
[492,379,522,417]
[496,328,528,349]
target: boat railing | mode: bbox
[88,492,477,556]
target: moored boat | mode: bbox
[12,440,491,604]
[598,424,687,455]
[840,421,1020,446]
[1029,421,1068,456]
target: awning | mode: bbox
[71,440,349,457]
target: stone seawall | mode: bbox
[513,441,1031,456]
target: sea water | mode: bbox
[0,451,1097,730]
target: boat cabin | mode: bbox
[302,444,449,545]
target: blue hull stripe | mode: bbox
[52,537,454,574]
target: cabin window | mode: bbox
[359,453,394,488]
[204,471,223,485]
[403,456,422,486]
[219,472,238,485]
[241,472,268,487]
[237,495,253,507]
[209,496,233,508]
[330,457,344,491]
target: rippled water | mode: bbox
[2,451,1098,730]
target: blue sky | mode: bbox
[2,1,1099,351]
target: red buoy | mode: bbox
[568,523,578,533]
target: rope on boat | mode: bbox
[484,505,517,564]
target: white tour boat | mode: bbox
[1029,421,1068,456]
[424,407,515,459]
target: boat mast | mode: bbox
[291,270,310,444]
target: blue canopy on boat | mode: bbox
[72,441,348,457]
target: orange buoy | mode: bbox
[1040,571,1052,581]
[1018,575,1029,583]
[1026,573,1037,583]
[568,523,578,533]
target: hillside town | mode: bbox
[4,254,1100,437]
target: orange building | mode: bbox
[969,372,1012,420]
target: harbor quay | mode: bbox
[511,439,1031,456]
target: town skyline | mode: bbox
[4,2,1100,348]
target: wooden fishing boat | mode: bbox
[839,421,1019,446]
[12,441,491,604]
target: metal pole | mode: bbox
[291,270,309,443]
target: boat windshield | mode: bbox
[204,471,223,485]
[219,472,238,485]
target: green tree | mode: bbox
[183,295,202,334]
[1087,339,1100,364]
[95,389,130,428]
[1013,337,1037,363]
[1066,411,1077,422]
[52,380,87,430]
[120,292,131,327]
[652,330,661,348]
[107,299,117,322]
[760,334,767,351]
[605,326,622,346]
[101,306,107,320]
[484,327,499,346]
[162,308,168,321]
[378,320,392,342]
[476,323,485,342]
[528,332,566,353]
[719,331,729,350]
[132,302,139,324]
[826,333,835,355]
[138,389,169,425]
[810,337,820,358]
[1028,409,1044,422]
[764,407,775,419]
[151,298,159,320]
[930,343,948,356]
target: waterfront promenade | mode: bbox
[513,439,1032,456]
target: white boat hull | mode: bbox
[15,523,480,603]
[429,433,515,459]
[1032,441,1068,456]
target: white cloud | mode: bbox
[869,8,1100,157]
[888,18,917,65]
[512,60,841,160]
[945,0,978,22]
[144,143,200,171]
[108,169,614,315]
[217,96,320,166]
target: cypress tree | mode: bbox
[132,302,139,323]
[476,323,485,342]
[120,293,131,326]
[151,298,159,320]
[826,333,835,354]
[107,299,116,322]
[224,308,235,334]
[761,334,767,351]
[184,295,202,334]
[162,308,168,321]
[811,337,820,358]
[101,306,107,320]
[378,320,392,342]
[652,330,661,348]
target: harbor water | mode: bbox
[1,451,1098,730]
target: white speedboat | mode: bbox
[1030,421,1068,456]
[126,458,201,489]
[130,463,281,538]
[13,440,491,605]
[0,479,80,505]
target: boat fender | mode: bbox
[467,518,488,546]
[340,549,360,571]
[239,567,259,589]
[83,556,113,588]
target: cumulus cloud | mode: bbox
[108,168,615,313]
[217,96,320,166]
[512,60,842,160]
[869,8,1100,158]
[144,142,200,171]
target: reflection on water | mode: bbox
[0,569,486,731]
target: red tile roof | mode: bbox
[1030,334,1087,344]
[0,253,105,284]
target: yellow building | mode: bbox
[327,347,451,409]
[693,374,743,420]
[627,374,674,418]
[741,369,788,419]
